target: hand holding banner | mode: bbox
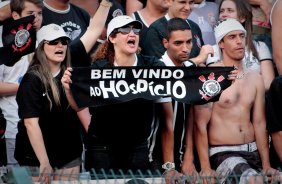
[70,66,234,107]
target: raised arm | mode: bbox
[0,2,11,21]
[248,0,272,24]
[80,0,112,53]
[126,0,143,16]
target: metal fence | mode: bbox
[1,167,282,184]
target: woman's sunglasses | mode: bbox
[116,27,141,35]
[45,38,69,46]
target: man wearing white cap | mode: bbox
[194,19,278,184]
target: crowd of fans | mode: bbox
[1,0,282,183]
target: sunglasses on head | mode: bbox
[45,38,69,46]
[116,27,141,35]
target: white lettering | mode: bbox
[115,80,130,95]
[172,81,186,99]
[99,81,119,98]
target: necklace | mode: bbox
[236,72,245,79]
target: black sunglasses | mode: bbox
[45,38,69,46]
[117,27,141,35]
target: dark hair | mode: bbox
[10,0,43,15]
[164,17,191,40]
[219,0,258,59]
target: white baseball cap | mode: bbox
[106,15,143,40]
[37,23,70,44]
[214,18,246,44]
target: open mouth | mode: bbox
[127,39,136,47]
[55,51,64,55]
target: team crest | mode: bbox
[199,72,224,101]
[11,23,33,52]
[112,9,123,18]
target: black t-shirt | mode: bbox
[142,17,204,59]
[15,71,83,168]
[132,11,149,49]
[70,39,91,67]
[266,76,282,133]
[87,54,165,148]
[42,3,90,42]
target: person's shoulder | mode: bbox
[206,1,219,8]
[70,3,90,18]
[150,16,167,28]
[20,71,41,86]
[245,71,264,86]
[137,54,165,66]
[187,19,200,29]
[91,59,109,67]
[187,19,197,25]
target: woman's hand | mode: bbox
[61,67,73,91]
[39,162,53,184]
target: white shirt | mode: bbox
[0,56,29,138]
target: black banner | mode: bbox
[70,66,234,107]
[0,15,36,66]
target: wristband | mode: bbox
[100,0,112,7]
[188,59,197,67]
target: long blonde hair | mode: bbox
[28,41,71,110]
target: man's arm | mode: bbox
[126,0,143,16]
[181,107,197,176]
[0,83,19,96]
[159,102,183,184]
[248,0,272,24]
[252,74,275,173]
[189,45,214,66]
[194,103,214,174]
[0,2,11,21]
[272,0,282,75]
[260,60,275,90]
[160,102,174,165]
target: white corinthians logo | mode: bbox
[15,29,30,47]
[199,72,224,101]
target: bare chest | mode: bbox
[217,79,256,108]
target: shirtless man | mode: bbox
[194,18,278,184]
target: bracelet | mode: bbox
[100,0,112,7]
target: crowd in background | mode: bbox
[0,0,282,183]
